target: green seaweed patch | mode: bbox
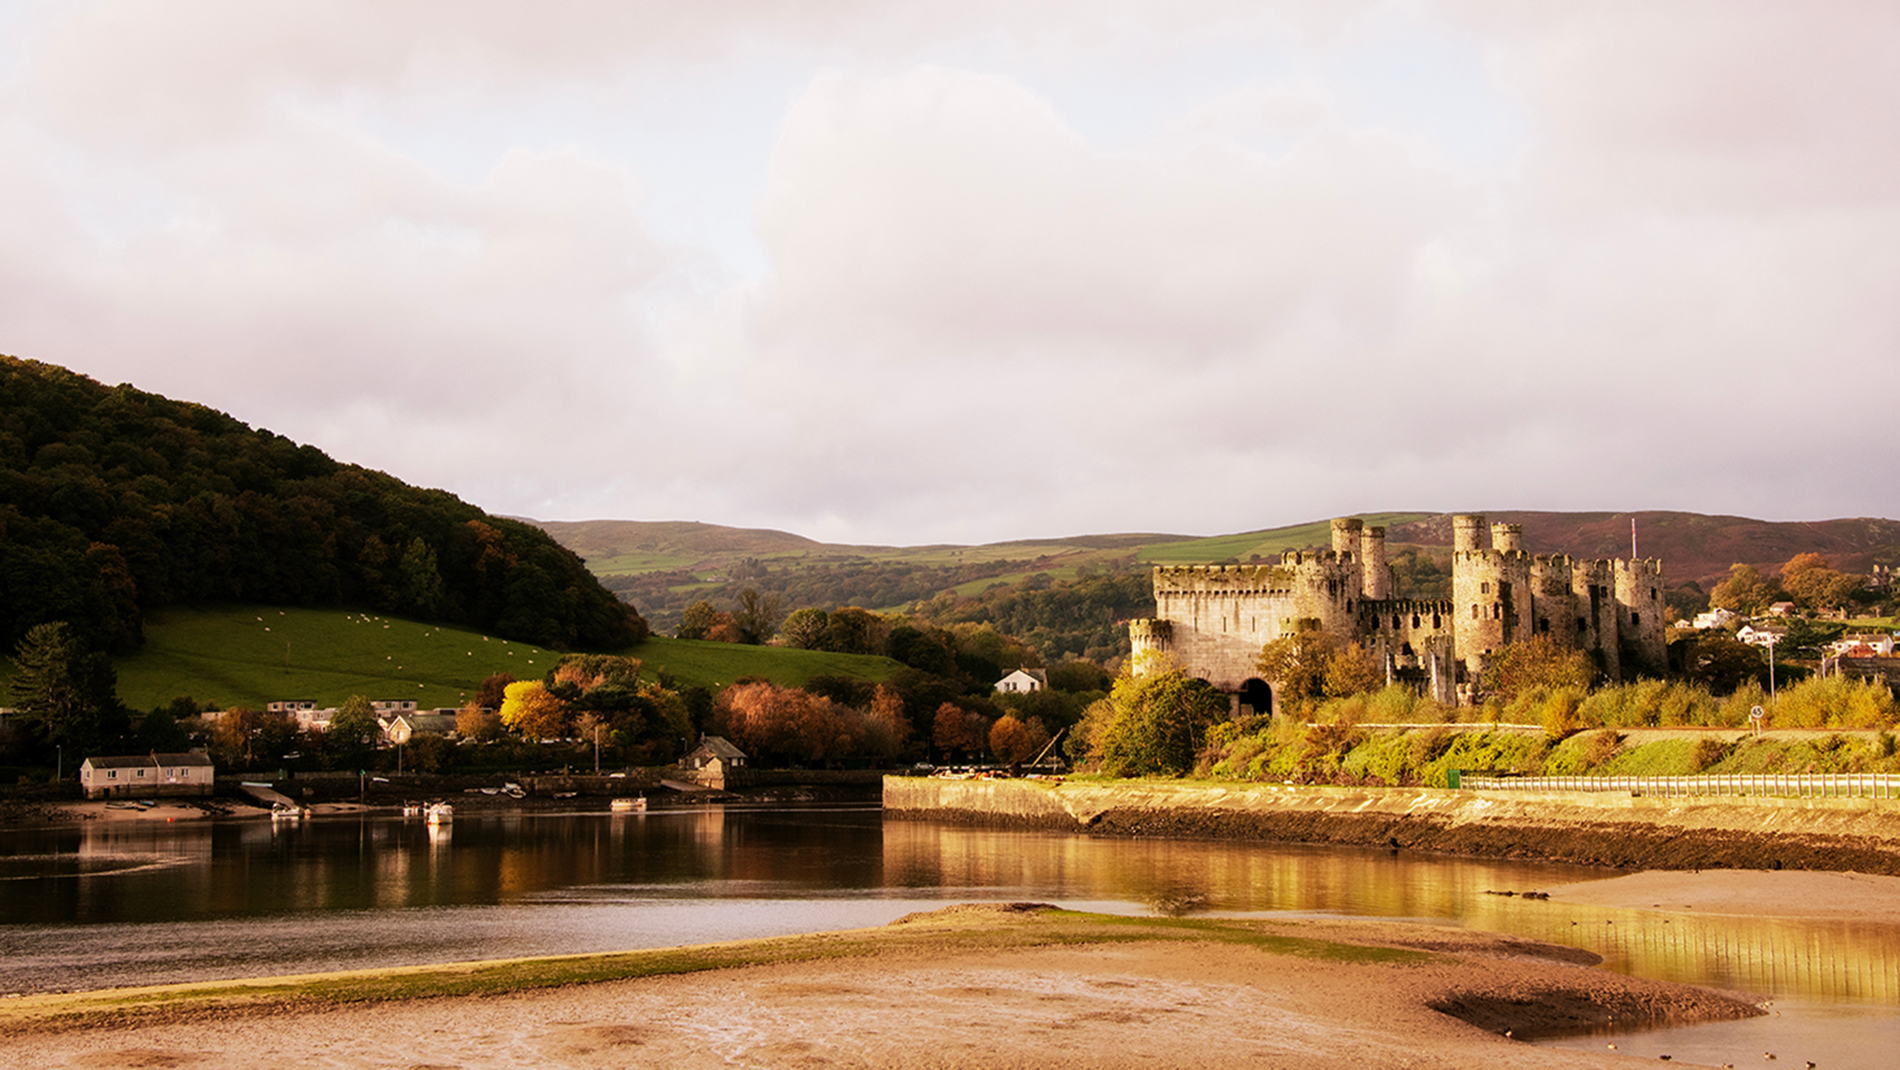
[1040,910,1432,965]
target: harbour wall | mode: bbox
[883,777,1900,875]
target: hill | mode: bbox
[0,357,640,655]
[0,604,903,713]
[532,510,1900,653]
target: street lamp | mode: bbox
[1764,633,1779,703]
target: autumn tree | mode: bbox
[206,707,301,770]
[1479,636,1596,700]
[1780,554,1861,613]
[988,713,1051,766]
[1321,642,1382,698]
[1710,564,1781,615]
[456,700,505,742]
[474,672,514,711]
[1256,629,1342,703]
[500,680,569,740]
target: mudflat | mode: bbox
[1546,868,1900,925]
[0,906,1759,1069]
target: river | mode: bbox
[3,804,1896,1064]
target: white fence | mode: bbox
[1455,772,1900,801]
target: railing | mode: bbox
[1455,772,1900,800]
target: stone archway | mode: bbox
[1238,678,1273,718]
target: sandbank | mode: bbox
[1546,868,1900,925]
[0,906,1760,1069]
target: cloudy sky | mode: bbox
[2,2,1895,545]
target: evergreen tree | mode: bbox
[8,621,128,757]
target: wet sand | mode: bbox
[0,907,1760,1069]
[1546,868,1900,925]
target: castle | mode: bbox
[1127,516,1666,711]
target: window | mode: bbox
[1631,612,1640,626]
[136,769,145,777]
[1411,614,1421,629]
[1471,605,1479,619]
[1481,582,1490,594]
[1392,615,1401,629]
[107,770,117,779]
[1576,617,1587,632]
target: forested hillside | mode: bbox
[0,357,641,654]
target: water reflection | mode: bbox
[2,807,1897,1014]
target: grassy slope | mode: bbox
[1,606,903,713]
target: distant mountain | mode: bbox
[1,356,641,654]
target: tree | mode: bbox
[8,621,127,756]
[323,695,381,770]
[396,537,449,617]
[456,700,504,742]
[1093,668,1227,777]
[1322,643,1382,698]
[677,600,716,640]
[780,607,829,649]
[1780,554,1861,613]
[1480,636,1596,700]
[474,672,514,711]
[1710,564,1781,615]
[1256,629,1341,703]
[499,680,568,740]
[1690,634,1769,694]
[733,588,785,645]
[989,713,1051,766]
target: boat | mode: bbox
[609,796,648,813]
[270,802,307,820]
[425,802,454,825]
[401,802,422,817]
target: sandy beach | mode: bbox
[1545,868,1900,925]
[0,905,1767,1069]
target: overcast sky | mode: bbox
[3,2,1895,545]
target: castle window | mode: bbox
[1346,600,1353,614]
[1411,614,1420,629]
[1651,588,1658,600]
[1630,612,1640,627]
[1392,615,1401,630]
[1481,582,1490,594]
[1538,618,1549,634]
[1432,614,1440,628]
[1471,605,1479,619]
[1576,617,1587,632]
[1492,604,1502,619]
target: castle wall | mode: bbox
[1132,515,1667,705]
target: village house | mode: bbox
[1691,608,1740,630]
[80,752,215,799]
[993,668,1048,694]
[383,711,459,745]
[681,735,747,790]
[1828,633,1897,658]
[1737,623,1789,648]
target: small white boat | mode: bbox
[401,803,422,817]
[609,796,648,813]
[425,802,454,825]
[270,802,307,820]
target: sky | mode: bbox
[2,1,1896,546]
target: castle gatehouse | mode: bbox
[1126,516,1666,711]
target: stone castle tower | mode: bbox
[1128,515,1667,712]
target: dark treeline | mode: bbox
[0,357,642,654]
[907,568,1155,664]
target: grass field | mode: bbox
[1,605,905,714]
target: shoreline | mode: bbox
[886,777,1900,875]
[0,906,1766,1068]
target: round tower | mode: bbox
[1360,525,1391,599]
[1452,514,1487,553]
[1491,523,1522,553]
[1331,518,1363,558]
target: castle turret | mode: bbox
[1452,514,1487,553]
[1360,525,1391,599]
[1614,558,1668,676]
[1491,523,1523,553]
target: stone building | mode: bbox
[1127,515,1667,711]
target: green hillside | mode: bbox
[1,605,903,714]
[1135,513,1434,564]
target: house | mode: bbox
[1766,602,1799,617]
[384,712,459,745]
[1737,623,1789,648]
[681,735,747,789]
[994,668,1049,694]
[1829,633,1896,658]
[1691,608,1740,630]
[80,752,215,799]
